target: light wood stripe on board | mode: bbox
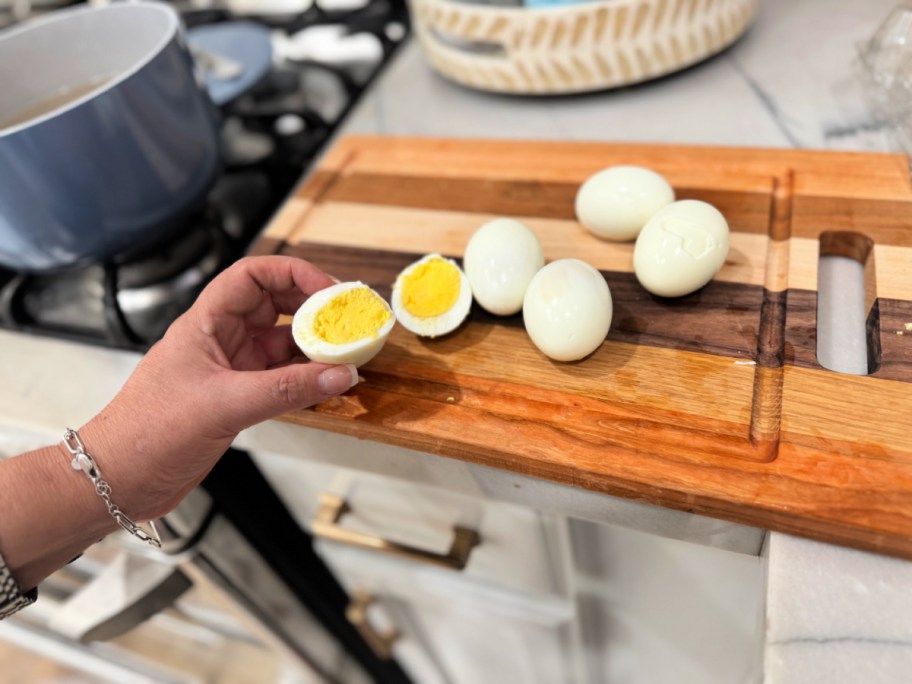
[285,200,771,287]
[781,365,912,459]
[786,238,912,301]
[377,322,756,430]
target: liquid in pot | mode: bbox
[0,75,113,132]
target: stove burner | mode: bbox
[0,0,409,350]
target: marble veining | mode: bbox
[768,637,912,648]
[725,54,802,148]
[764,533,912,684]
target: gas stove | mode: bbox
[0,0,408,349]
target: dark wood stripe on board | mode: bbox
[247,236,284,257]
[756,290,787,368]
[782,289,819,372]
[783,290,912,383]
[312,172,774,235]
[279,241,912,383]
[869,298,912,381]
[280,241,763,361]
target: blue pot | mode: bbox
[0,2,221,272]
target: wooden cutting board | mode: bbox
[252,135,912,560]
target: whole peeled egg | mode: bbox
[575,165,675,241]
[522,259,613,362]
[633,199,730,298]
[293,281,395,367]
[463,218,544,315]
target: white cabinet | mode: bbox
[251,449,764,684]
[319,544,578,684]
[568,519,764,684]
[251,452,580,683]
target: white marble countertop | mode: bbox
[1,0,911,681]
[340,0,894,151]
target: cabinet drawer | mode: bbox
[333,585,574,684]
[251,452,572,612]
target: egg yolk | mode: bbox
[313,287,391,344]
[399,257,460,318]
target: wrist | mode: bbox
[76,415,169,522]
[0,443,117,591]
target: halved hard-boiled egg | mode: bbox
[292,281,394,367]
[391,254,472,337]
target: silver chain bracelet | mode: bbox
[63,428,162,549]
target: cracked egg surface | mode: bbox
[633,199,730,298]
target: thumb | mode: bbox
[214,362,359,431]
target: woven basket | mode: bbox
[408,0,760,94]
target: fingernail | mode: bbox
[318,365,358,395]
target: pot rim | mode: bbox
[0,1,181,139]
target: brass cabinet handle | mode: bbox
[312,494,480,570]
[346,592,398,660]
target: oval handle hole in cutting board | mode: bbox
[816,231,877,375]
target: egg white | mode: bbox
[292,281,395,367]
[633,199,730,297]
[391,254,473,338]
[464,218,544,316]
[522,259,613,362]
[575,165,675,241]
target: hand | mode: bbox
[80,255,358,520]
[0,256,356,593]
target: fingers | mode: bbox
[269,289,316,317]
[252,324,300,368]
[198,256,336,320]
[213,362,358,430]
